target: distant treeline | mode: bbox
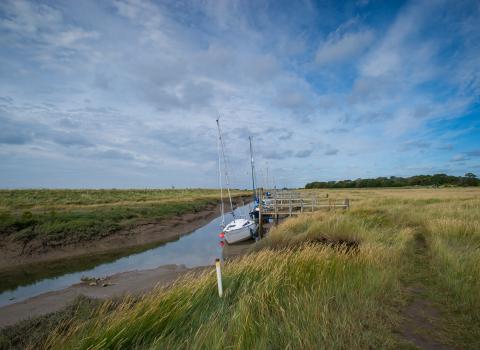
[305,173,479,189]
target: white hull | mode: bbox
[223,219,256,244]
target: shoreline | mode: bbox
[0,197,253,328]
[0,202,221,271]
[0,197,249,292]
[0,264,208,328]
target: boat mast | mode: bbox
[249,136,256,203]
[217,121,225,227]
[266,162,269,191]
[216,118,235,220]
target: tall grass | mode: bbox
[0,189,237,210]
[0,189,248,245]
[49,245,403,349]
[422,199,480,347]
[32,188,480,349]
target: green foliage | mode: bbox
[0,296,105,350]
[0,189,248,246]
[4,188,479,349]
[305,173,480,189]
[50,246,402,350]
[1,200,213,245]
[0,189,224,209]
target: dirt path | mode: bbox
[398,233,455,350]
[0,264,208,328]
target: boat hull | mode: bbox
[224,223,256,244]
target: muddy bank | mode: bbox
[0,197,248,291]
[0,264,207,328]
[0,202,218,270]
[0,235,258,329]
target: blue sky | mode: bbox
[0,0,479,189]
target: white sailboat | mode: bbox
[216,118,257,244]
[223,218,256,244]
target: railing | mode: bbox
[256,189,350,236]
[261,190,349,216]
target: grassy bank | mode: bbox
[0,296,103,350]
[0,189,246,247]
[0,240,169,293]
[8,188,480,349]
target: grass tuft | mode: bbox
[5,187,479,349]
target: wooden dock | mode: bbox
[259,189,349,217]
[255,189,349,237]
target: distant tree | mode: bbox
[463,173,479,186]
[304,173,480,189]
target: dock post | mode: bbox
[344,198,350,209]
[215,259,223,297]
[289,198,292,216]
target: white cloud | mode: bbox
[316,28,374,65]
[360,1,439,79]
[1,0,479,188]
[0,0,100,69]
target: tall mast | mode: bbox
[249,136,256,202]
[216,118,235,220]
[266,162,269,191]
[217,121,225,227]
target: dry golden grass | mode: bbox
[24,187,480,349]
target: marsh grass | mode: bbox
[422,200,480,348]
[49,245,403,349]
[0,296,104,350]
[20,188,480,349]
[0,241,170,292]
[0,189,232,210]
[0,189,247,245]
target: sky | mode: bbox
[0,0,479,189]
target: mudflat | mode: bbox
[0,264,207,328]
[0,201,221,271]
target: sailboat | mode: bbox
[216,118,257,244]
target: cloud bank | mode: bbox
[0,0,479,188]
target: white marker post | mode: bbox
[215,258,223,297]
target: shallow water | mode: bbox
[0,203,253,308]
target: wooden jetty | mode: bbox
[255,189,349,237]
[260,189,349,216]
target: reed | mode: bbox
[0,189,248,246]
[21,188,480,349]
[48,244,403,349]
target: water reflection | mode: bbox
[0,203,253,307]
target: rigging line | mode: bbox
[249,136,257,202]
[217,121,225,227]
[216,118,235,220]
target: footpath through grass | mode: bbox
[4,188,478,349]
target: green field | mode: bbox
[9,187,475,349]
[0,189,246,247]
